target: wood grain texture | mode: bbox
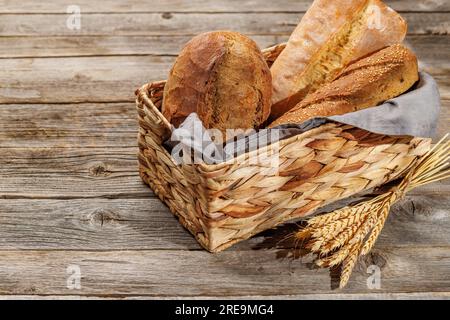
[0,246,449,296]
[0,100,448,148]
[0,0,448,299]
[0,149,150,199]
[0,34,446,59]
[0,0,449,13]
[0,56,171,104]
[1,292,450,299]
[0,198,197,250]
[0,35,287,58]
[0,101,448,199]
[0,145,449,199]
[0,13,448,37]
[0,103,138,147]
[0,50,449,104]
[0,195,448,250]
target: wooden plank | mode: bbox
[0,0,448,13]
[0,198,199,250]
[0,148,151,199]
[0,246,448,296]
[0,101,447,148]
[0,57,448,104]
[0,144,449,200]
[0,173,149,199]
[0,147,138,173]
[0,35,448,102]
[0,35,286,58]
[0,13,448,37]
[438,99,450,136]
[406,36,450,67]
[1,292,450,299]
[0,56,172,104]
[0,103,138,147]
[0,100,448,198]
[0,144,449,199]
[0,195,448,250]
[0,34,447,59]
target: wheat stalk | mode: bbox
[295,134,450,289]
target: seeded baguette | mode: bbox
[270,0,407,121]
[269,45,419,128]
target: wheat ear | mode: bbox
[295,134,450,289]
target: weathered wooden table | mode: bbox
[0,0,449,299]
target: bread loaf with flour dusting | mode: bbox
[270,0,407,121]
[162,31,272,136]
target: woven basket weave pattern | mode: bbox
[136,45,431,253]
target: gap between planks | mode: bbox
[0,0,449,13]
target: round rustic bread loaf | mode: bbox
[162,31,272,134]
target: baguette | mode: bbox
[269,45,419,128]
[270,0,407,120]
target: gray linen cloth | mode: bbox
[328,72,440,137]
[167,72,440,164]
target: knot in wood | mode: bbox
[89,209,121,227]
[363,250,387,269]
[89,162,112,177]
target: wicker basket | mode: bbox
[136,43,431,253]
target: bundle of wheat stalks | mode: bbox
[296,134,450,289]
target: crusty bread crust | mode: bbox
[162,31,272,134]
[270,45,419,127]
[270,0,407,120]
